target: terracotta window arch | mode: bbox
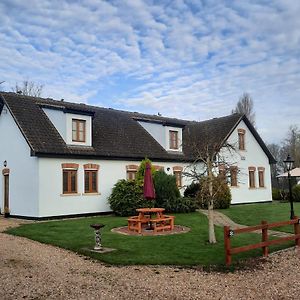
[62,163,79,194]
[238,128,246,150]
[248,166,256,188]
[126,165,138,181]
[173,166,183,187]
[258,167,265,188]
[84,164,99,193]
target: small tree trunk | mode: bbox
[207,156,217,244]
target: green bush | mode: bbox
[184,182,200,198]
[196,176,231,209]
[292,185,300,202]
[136,158,156,182]
[272,188,282,200]
[163,197,197,213]
[153,171,195,213]
[108,180,152,216]
[153,170,180,208]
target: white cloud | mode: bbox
[0,0,299,143]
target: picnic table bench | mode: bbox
[128,208,175,234]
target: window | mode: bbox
[218,164,226,180]
[62,163,79,194]
[84,164,99,193]
[153,165,164,172]
[72,119,86,142]
[248,167,256,188]
[230,166,238,187]
[85,171,97,193]
[126,165,138,180]
[238,129,245,150]
[169,130,179,150]
[173,166,183,187]
[258,167,265,188]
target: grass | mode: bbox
[221,201,300,233]
[6,212,294,267]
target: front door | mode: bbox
[4,174,9,217]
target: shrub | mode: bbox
[272,188,282,200]
[108,180,152,216]
[136,158,156,182]
[196,176,231,209]
[153,170,180,208]
[163,197,197,213]
[292,185,300,202]
[152,171,195,213]
[184,182,200,198]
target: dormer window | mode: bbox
[169,130,179,150]
[238,128,245,150]
[72,119,86,142]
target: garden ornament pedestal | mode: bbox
[90,223,105,250]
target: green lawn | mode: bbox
[6,212,293,267]
[221,202,300,233]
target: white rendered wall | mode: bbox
[138,121,166,148]
[38,158,192,217]
[42,108,66,139]
[0,105,39,217]
[219,120,272,204]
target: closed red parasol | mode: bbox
[143,163,156,200]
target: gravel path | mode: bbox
[1,217,300,299]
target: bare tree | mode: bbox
[183,125,238,243]
[232,93,255,127]
[282,125,300,168]
[12,80,43,97]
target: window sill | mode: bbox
[60,193,80,197]
[248,187,256,190]
[82,192,101,196]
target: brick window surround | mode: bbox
[230,166,238,187]
[62,163,79,194]
[153,165,164,171]
[218,164,226,180]
[84,164,99,193]
[238,128,246,150]
[126,165,138,181]
[258,167,265,188]
[248,166,256,188]
[173,166,183,187]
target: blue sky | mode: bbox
[1,0,300,143]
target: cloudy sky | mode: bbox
[1,0,299,143]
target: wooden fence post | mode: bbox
[224,226,231,266]
[293,216,300,247]
[261,220,268,256]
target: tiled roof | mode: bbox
[0,92,275,163]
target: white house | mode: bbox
[0,92,275,219]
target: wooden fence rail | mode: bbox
[224,216,300,266]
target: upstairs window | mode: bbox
[230,166,238,187]
[62,163,79,194]
[126,165,138,181]
[169,130,179,150]
[84,164,99,193]
[238,129,246,150]
[258,167,265,188]
[248,166,256,188]
[72,119,86,142]
[173,166,183,187]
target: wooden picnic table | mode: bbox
[128,208,174,234]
